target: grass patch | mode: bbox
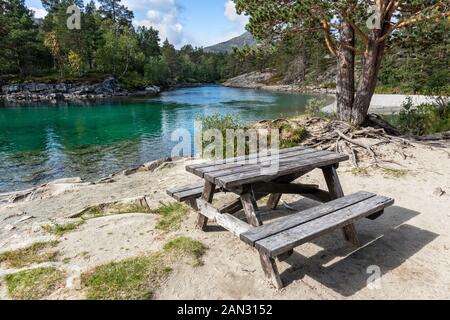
[110,204,153,215]
[380,167,410,178]
[0,241,59,269]
[163,236,207,266]
[81,237,207,300]
[82,253,171,300]
[153,202,188,231]
[280,125,308,149]
[81,204,153,220]
[350,167,371,176]
[42,221,85,236]
[5,267,65,300]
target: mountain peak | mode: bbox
[204,32,256,54]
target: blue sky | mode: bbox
[25,0,248,48]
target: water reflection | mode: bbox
[0,86,317,192]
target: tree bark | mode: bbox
[352,36,386,125]
[336,22,355,123]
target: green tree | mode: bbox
[161,39,179,79]
[95,22,144,76]
[144,56,170,84]
[97,0,133,28]
[0,0,44,76]
[137,26,161,59]
[234,0,450,125]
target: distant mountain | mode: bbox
[204,32,256,54]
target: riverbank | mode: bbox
[0,138,449,299]
[223,71,447,115]
[0,77,161,103]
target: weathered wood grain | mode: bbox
[196,199,252,236]
[217,153,349,188]
[197,181,216,230]
[259,252,284,289]
[186,146,307,173]
[241,193,262,227]
[240,191,376,246]
[196,148,320,178]
[322,165,360,246]
[203,149,328,183]
[255,195,395,257]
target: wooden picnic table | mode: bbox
[168,146,394,288]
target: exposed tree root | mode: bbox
[253,114,449,168]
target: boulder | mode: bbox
[145,85,161,95]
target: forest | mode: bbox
[0,0,448,96]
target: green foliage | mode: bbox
[389,97,450,136]
[5,267,65,300]
[197,113,244,159]
[42,220,85,236]
[305,98,326,117]
[163,237,207,266]
[153,202,189,231]
[0,241,59,268]
[82,236,207,300]
[82,253,171,300]
[280,125,308,149]
[144,56,170,84]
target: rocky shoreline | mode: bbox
[0,77,161,103]
[222,71,337,95]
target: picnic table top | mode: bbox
[186,146,349,189]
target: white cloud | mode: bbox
[30,7,47,19]
[224,0,248,26]
[129,0,185,46]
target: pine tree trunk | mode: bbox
[336,22,355,123]
[352,35,386,125]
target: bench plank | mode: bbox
[255,195,395,257]
[240,191,376,246]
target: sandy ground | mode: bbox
[322,94,444,115]
[0,143,449,300]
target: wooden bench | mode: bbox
[166,182,222,210]
[240,191,394,288]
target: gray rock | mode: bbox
[145,85,161,95]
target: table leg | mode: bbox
[197,181,216,231]
[267,194,282,210]
[322,165,360,247]
[241,193,262,227]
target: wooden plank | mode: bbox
[204,149,326,183]
[217,153,349,189]
[259,253,284,289]
[197,181,215,230]
[195,148,319,177]
[196,199,252,236]
[241,193,262,227]
[186,146,308,173]
[255,195,395,257]
[267,194,282,210]
[167,182,204,196]
[240,191,376,246]
[322,165,360,246]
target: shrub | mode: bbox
[390,97,450,135]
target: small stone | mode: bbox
[433,187,446,197]
[4,224,15,231]
[17,215,34,223]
